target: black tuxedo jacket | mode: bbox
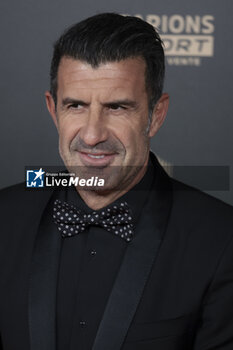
[1,156,233,350]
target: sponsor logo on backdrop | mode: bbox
[125,14,215,66]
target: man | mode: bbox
[0,13,233,350]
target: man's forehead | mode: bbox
[57,56,147,85]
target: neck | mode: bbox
[76,163,148,210]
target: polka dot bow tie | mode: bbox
[53,199,134,242]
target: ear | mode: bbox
[45,91,58,129]
[148,93,169,137]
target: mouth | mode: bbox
[78,151,117,167]
[86,154,106,159]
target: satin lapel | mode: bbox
[28,189,62,350]
[92,159,173,350]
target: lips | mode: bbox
[78,151,117,166]
[87,154,105,159]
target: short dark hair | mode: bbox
[50,13,165,111]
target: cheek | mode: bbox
[120,120,148,149]
[58,118,80,147]
[117,129,141,160]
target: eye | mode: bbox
[109,104,126,111]
[68,103,83,110]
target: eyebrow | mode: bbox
[104,99,138,109]
[61,98,138,108]
[61,98,88,107]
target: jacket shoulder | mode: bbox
[0,182,54,219]
[171,178,233,216]
[0,182,26,197]
[169,178,233,246]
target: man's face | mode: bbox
[46,57,168,191]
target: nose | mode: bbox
[78,107,109,147]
